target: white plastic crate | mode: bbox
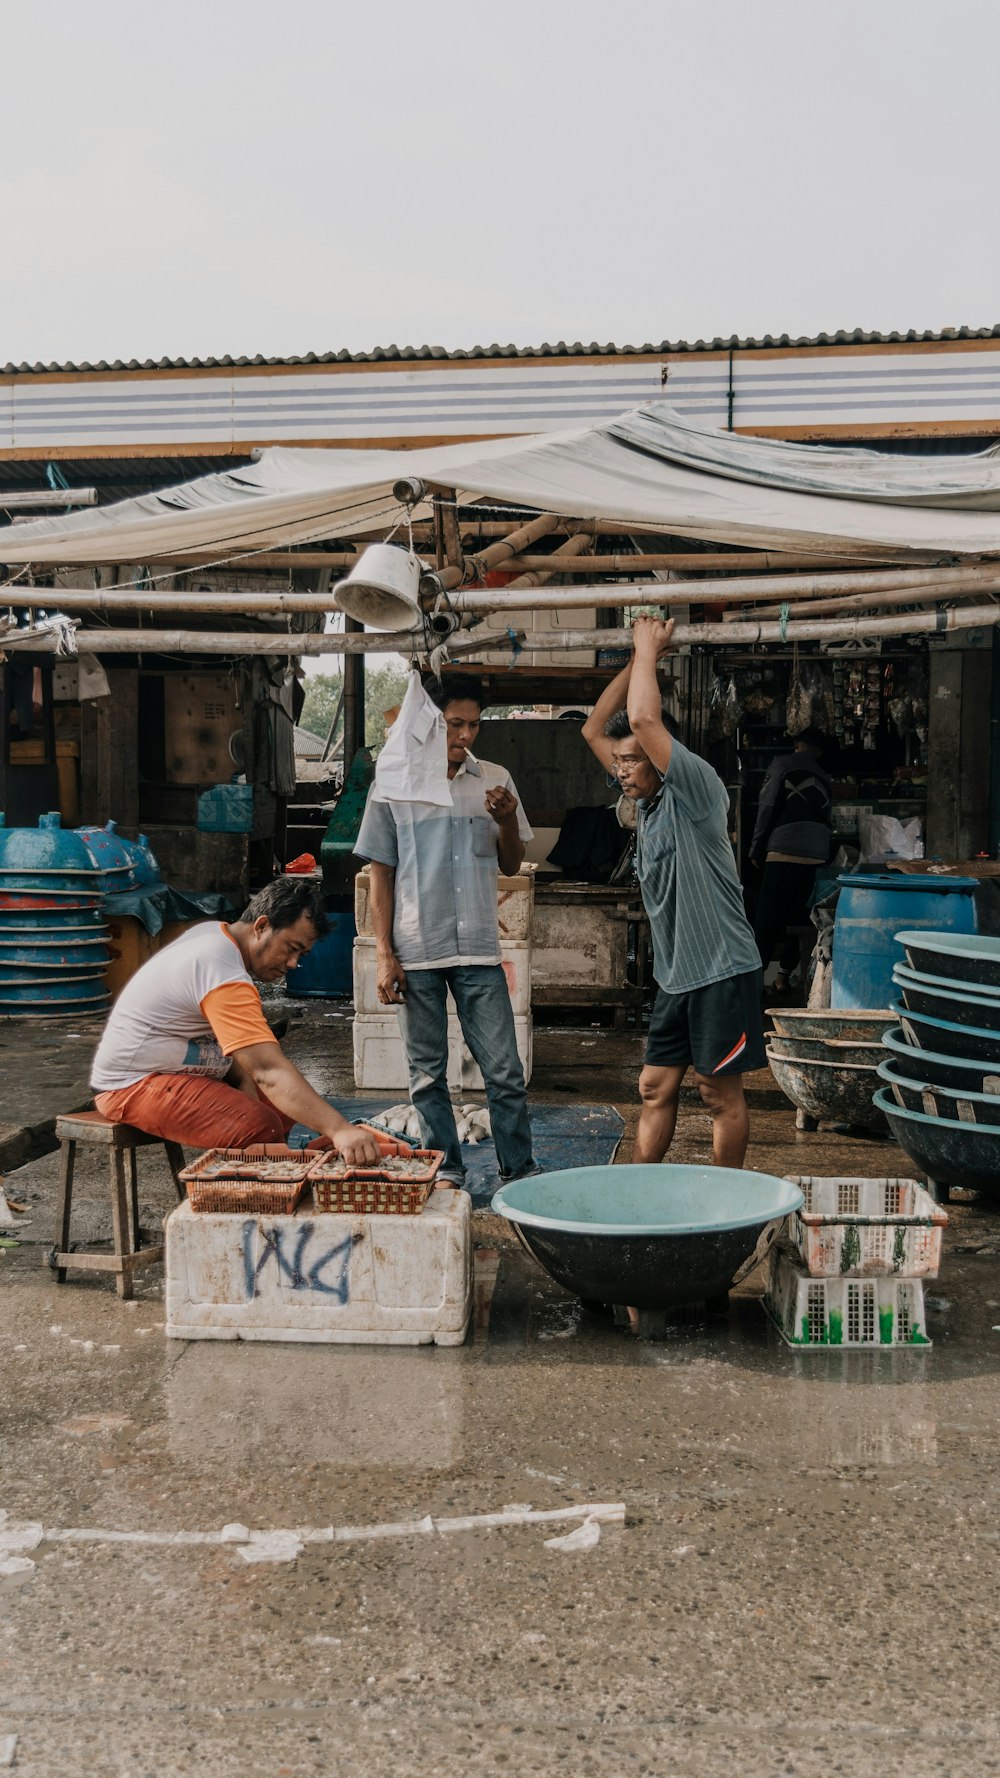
[784,1176,947,1279]
[353,1009,533,1091]
[165,1189,472,1346]
[352,936,531,1017]
[765,1246,932,1348]
[354,868,534,942]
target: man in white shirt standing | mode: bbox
[355,675,538,1190]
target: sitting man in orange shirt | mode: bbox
[91,878,382,1165]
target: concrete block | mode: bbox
[165,1188,472,1346]
[352,1010,533,1091]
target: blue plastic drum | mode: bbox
[832,873,978,1010]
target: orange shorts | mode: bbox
[95,1073,294,1150]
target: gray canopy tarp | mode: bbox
[6,405,1000,568]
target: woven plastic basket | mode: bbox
[180,1146,316,1215]
[310,1175,435,1216]
[308,1147,443,1215]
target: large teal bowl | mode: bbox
[492,1165,803,1310]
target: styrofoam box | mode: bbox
[352,935,531,1017]
[354,869,534,942]
[353,1009,533,1091]
[785,1175,947,1279]
[165,1189,471,1345]
[765,1246,931,1348]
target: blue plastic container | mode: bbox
[832,873,978,1010]
[197,783,253,834]
[285,912,355,998]
[0,811,126,888]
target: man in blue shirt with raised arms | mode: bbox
[582,617,765,1168]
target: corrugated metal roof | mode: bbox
[5,325,1000,376]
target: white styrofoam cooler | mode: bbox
[165,1188,472,1345]
[353,1009,533,1091]
[352,935,531,1017]
[355,868,534,942]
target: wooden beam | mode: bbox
[79,666,138,827]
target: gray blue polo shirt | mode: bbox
[355,754,532,970]
[636,740,760,994]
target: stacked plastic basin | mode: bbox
[876,929,1000,1197]
[0,813,135,1019]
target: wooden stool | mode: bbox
[50,1111,186,1300]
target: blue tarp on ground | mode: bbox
[290,1099,624,1209]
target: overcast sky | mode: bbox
[4,0,999,365]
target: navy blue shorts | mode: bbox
[644,968,766,1076]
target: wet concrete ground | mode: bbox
[3,1006,1000,1776]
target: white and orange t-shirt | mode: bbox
[90,923,276,1093]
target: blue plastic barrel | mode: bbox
[285,912,355,998]
[831,873,978,1010]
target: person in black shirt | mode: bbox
[751,727,833,992]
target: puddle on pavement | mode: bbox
[474,1240,998,1383]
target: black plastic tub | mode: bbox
[877,1055,1000,1128]
[492,1165,804,1311]
[882,1025,1000,1093]
[892,1002,1000,1063]
[895,930,1000,991]
[894,969,1000,1031]
[874,1088,1000,1196]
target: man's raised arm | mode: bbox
[581,660,633,772]
[626,617,676,774]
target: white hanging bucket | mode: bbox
[334,543,424,632]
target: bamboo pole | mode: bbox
[44,543,898,571]
[425,512,566,592]
[4,564,999,619]
[0,488,98,509]
[10,601,1000,657]
[449,561,1000,613]
[743,582,1000,622]
[432,487,464,575]
[498,532,594,591]
[0,587,340,614]
[5,561,999,620]
[443,551,910,575]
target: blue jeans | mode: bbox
[396,965,536,1186]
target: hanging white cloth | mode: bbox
[371,670,452,807]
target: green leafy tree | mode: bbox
[298,673,343,744]
[299,661,410,751]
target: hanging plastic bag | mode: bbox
[708,674,741,740]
